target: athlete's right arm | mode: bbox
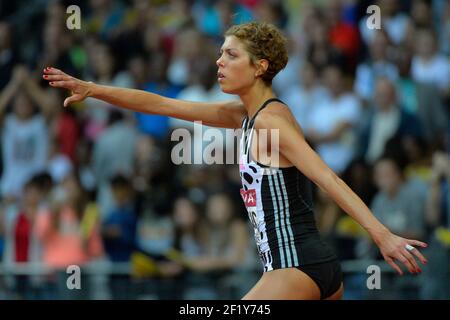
[42,67,246,128]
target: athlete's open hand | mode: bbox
[375,230,428,275]
[42,67,92,107]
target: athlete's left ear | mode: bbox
[255,59,269,78]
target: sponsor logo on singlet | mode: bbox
[240,189,256,207]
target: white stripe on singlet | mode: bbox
[272,172,293,267]
[278,171,299,266]
[268,173,287,268]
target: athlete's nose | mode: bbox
[216,56,224,68]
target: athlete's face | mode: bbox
[216,36,260,94]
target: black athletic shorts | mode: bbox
[297,259,343,299]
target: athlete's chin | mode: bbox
[218,82,240,95]
[218,84,236,94]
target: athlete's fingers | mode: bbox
[402,250,421,273]
[42,74,70,81]
[43,67,64,75]
[407,239,428,249]
[385,257,403,276]
[49,80,74,90]
[396,253,415,274]
[408,246,428,265]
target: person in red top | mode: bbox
[325,0,361,72]
[12,177,43,299]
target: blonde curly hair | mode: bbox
[225,21,288,85]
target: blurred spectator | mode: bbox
[421,151,450,299]
[102,174,138,263]
[181,191,252,298]
[132,135,165,196]
[306,65,361,174]
[135,51,181,139]
[411,28,450,95]
[272,34,302,97]
[85,0,125,41]
[119,54,150,91]
[2,177,46,299]
[342,158,378,207]
[47,137,74,185]
[136,208,174,259]
[359,0,410,46]
[281,62,327,130]
[403,136,432,184]
[83,41,133,141]
[371,156,426,240]
[360,77,423,164]
[438,1,450,55]
[35,173,103,299]
[0,67,49,200]
[395,47,448,144]
[172,195,207,259]
[421,150,450,299]
[157,0,194,33]
[188,192,249,273]
[293,3,320,56]
[426,150,450,232]
[32,172,54,210]
[253,0,288,28]
[51,105,80,165]
[306,14,345,73]
[168,194,210,298]
[325,0,361,72]
[35,12,78,81]
[333,158,378,259]
[0,22,17,90]
[36,174,103,268]
[354,30,399,103]
[93,110,138,217]
[102,174,137,299]
[192,0,253,39]
[167,28,204,87]
[404,0,434,48]
[315,188,342,243]
[77,140,97,196]
[108,0,156,66]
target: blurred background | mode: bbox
[0,0,449,300]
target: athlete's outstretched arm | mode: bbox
[42,67,246,128]
[257,110,428,276]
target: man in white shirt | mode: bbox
[281,62,328,132]
[306,65,361,174]
[360,77,423,164]
[411,28,450,94]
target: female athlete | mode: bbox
[43,21,427,300]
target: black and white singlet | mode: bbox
[239,98,337,272]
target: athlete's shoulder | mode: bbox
[254,101,295,129]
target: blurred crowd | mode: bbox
[0,0,449,299]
